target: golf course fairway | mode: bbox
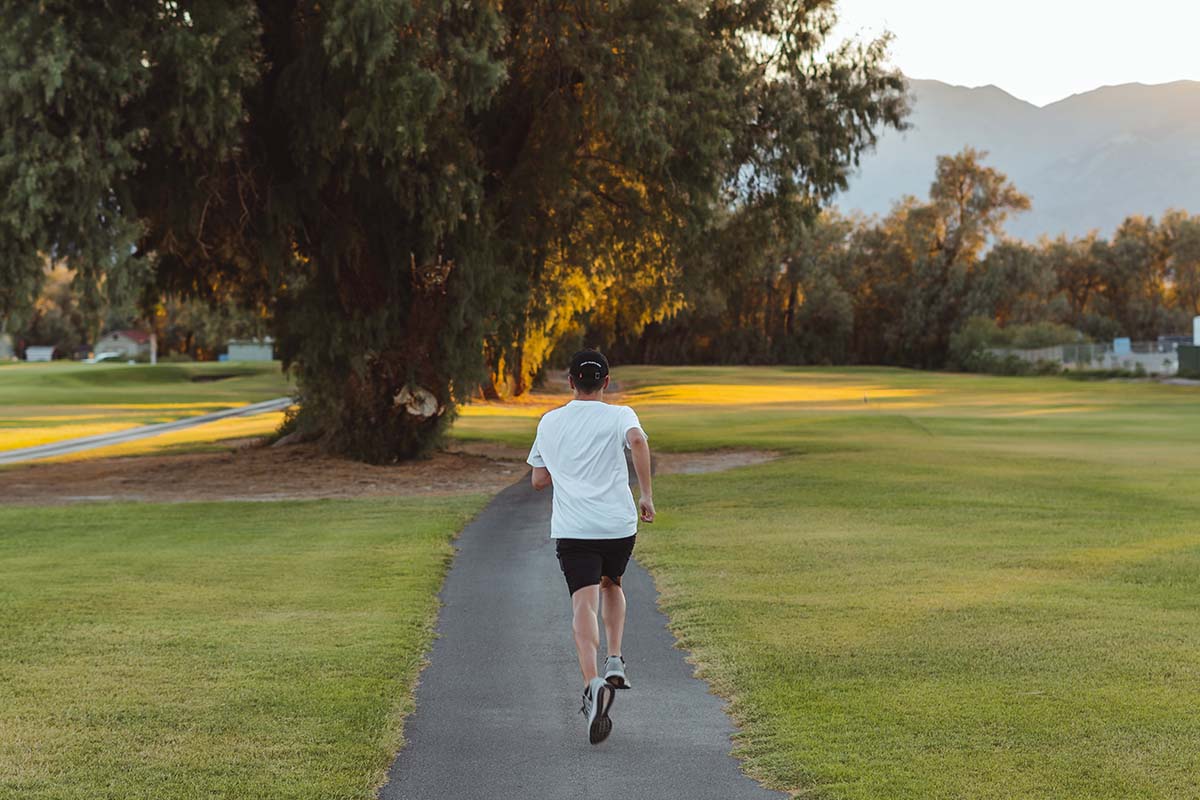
[4,366,1198,799]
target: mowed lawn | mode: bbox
[0,362,292,457]
[455,366,1200,799]
[0,497,487,800]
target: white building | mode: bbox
[227,338,275,361]
[25,345,56,362]
[97,329,151,359]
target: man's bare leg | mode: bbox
[571,585,601,684]
[599,576,626,657]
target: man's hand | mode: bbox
[638,494,655,523]
[531,466,552,491]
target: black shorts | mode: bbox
[555,535,637,596]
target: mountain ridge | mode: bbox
[836,78,1200,240]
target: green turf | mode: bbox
[0,361,291,408]
[0,497,487,800]
[457,366,1200,799]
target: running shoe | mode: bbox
[579,676,615,744]
[603,655,631,689]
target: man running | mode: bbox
[527,349,655,745]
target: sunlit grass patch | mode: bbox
[451,392,562,448]
[0,362,292,456]
[622,380,930,407]
[0,405,240,451]
[34,410,293,461]
[0,421,148,451]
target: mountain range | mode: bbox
[834,78,1200,241]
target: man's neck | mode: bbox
[573,392,604,402]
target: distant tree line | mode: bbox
[20,145,1195,376]
[602,148,1200,372]
[4,260,268,361]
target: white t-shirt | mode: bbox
[526,400,647,540]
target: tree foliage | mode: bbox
[470,1,908,394]
[1,0,906,460]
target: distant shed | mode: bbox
[25,346,57,362]
[227,338,275,361]
[98,329,151,358]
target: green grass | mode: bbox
[0,497,488,800]
[0,361,290,406]
[456,366,1200,799]
[0,361,293,453]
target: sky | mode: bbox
[830,0,1200,107]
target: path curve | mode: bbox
[0,397,293,465]
[379,476,783,800]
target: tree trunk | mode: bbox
[283,254,461,464]
[784,281,798,337]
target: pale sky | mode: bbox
[831,0,1200,107]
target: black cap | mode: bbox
[569,349,609,390]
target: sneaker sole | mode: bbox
[589,683,615,745]
[604,673,631,689]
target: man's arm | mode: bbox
[626,428,655,522]
[528,422,550,490]
[531,466,552,491]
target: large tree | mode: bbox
[851,148,1030,366]
[1163,210,1200,318]
[1097,216,1177,339]
[2,0,906,460]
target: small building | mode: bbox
[25,346,57,362]
[226,337,275,361]
[97,329,151,359]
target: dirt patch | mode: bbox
[450,440,530,461]
[0,427,779,505]
[453,440,780,476]
[655,449,780,475]
[0,441,528,505]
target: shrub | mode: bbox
[949,316,1082,375]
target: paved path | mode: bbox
[379,477,784,800]
[0,397,293,465]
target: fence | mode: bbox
[988,341,1181,375]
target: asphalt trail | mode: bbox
[379,476,783,800]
